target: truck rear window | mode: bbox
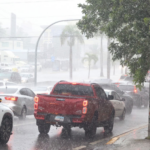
[52,84,94,96]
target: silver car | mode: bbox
[0,86,35,119]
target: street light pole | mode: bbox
[34,19,80,86]
[148,80,150,137]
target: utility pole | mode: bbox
[100,35,103,77]
[107,37,110,79]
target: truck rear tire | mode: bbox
[38,124,50,134]
[85,116,97,138]
[104,113,114,134]
[61,126,71,138]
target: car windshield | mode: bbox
[52,84,94,96]
[119,85,134,91]
[0,87,18,94]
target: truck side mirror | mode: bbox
[108,95,114,100]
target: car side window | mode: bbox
[20,88,27,96]
[94,86,107,100]
[26,89,35,97]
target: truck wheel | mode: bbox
[85,116,97,139]
[0,117,12,144]
[38,124,50,134]
[104,113,114,134]
[119,109,126,120]
[61,126,71,138]
[19,107,26,120]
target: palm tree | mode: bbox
[82,53,98,79]
[60,25,84,80]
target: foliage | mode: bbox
[82,53,98,78]
[61,25,84,47]
[77,0,150,87]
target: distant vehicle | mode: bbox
[0,98,14,144]
[18,65,34,73]
[0,86,35,119]
[30,63,42,71]
[99,83,133,114]
[0,71,21,84]
[118,84,149,108]
[21,73,34,83]
[0,63,18,72]
[0,80,18,87]
[32,86,52,95]
[92,78,112,84]
[34,81,115,138]
[119,74,128,81]
[104,90,126,120]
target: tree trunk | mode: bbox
[100,35,103,77]
[70,45,72,80]
[88,62,90,79]
[113,62,115,75]
[107,38,111,79]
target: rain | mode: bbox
[0,0,149,150]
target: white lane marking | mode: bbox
[73,145,86,150]
[14,122,35,127]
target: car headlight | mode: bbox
[3,79,8,81]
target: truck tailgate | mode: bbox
[37,94,85,115]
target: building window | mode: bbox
[2,42,9,47]
[17,42,21,47]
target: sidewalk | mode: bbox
[112,126,150,150]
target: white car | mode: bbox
[105,89,126,120]
[0,86,35,119]
[0,98,14,144]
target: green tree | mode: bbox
[77,0,150,87]
[82,53,98,78]
[60,25,84,79]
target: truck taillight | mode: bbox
[5,96,18,101]
[83,100,88,107]
[34,96,39,103]
[34,103,38,110]
[82,107,87,114]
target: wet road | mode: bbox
[0,107,148,150]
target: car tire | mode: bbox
[38,123,50,134]
[119,109,126,120]
[104,113,114,134]
[126,101,133,114]
[137,98,142,108]
[19,107,26,120]
[0,116,12,144]
[85,116,97,139]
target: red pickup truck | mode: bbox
[34,81,115,138]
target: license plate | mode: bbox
[55,116,64,122]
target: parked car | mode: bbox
[32,86,52,95]
[0,71,21,84]
[99,83,133,114]
[0,98,14,144]
[34,81,115,138]
[0,80,18,87]
[118,84,148,108]
[21,73,34,83]
[104,90,126,120]
[0,86,35,119]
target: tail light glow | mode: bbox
[34,103,38,110]
[82,107,87,114]
[34,96,39,103]
[5,96,18,101]
[83,100,88,107]
[134,89,137,93]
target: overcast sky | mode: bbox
[0,0,86,29]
